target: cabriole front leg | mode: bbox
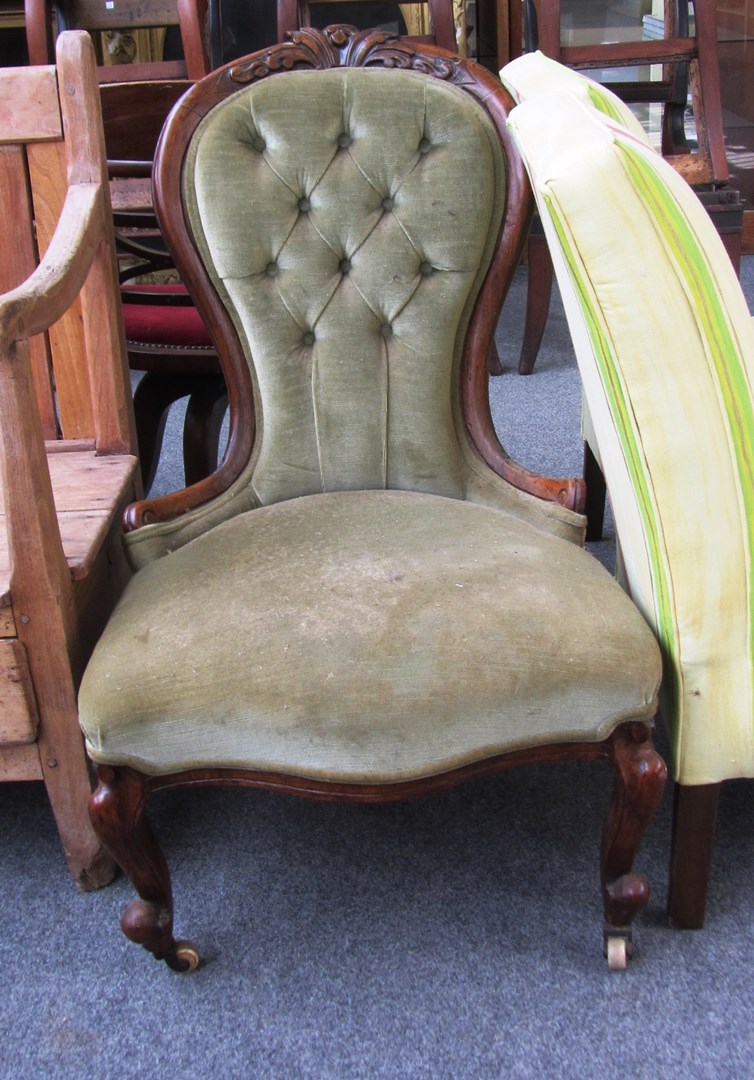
[89,765,199,972]
[601,721,667,969]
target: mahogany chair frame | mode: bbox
[24,0,211,174]
[530,0,729,185]
[25,0,210,82]
[85,27,666,972]
[277,0,456,50]
[25,0,211,174]
[517,0,741,381]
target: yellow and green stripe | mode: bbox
[542,190,681,745]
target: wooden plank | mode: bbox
[0,451,138,595]
[54,32,138,458]
[0,511,117,585]
[98,59,187,83]
[101,81,188,165]
[562,37,698,69]
[46,451,137,511]
[27,139,95,439]
[0,742,43,780]
[45,439,96,453]
[0,146,58,437]
[742,209,754,255]
[0,638,39,744]
[0,66,61,143]
[0,604,15,635]
[64,0,181,32]
[110,176,153,211]
[82,232,138,455]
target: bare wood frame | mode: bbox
[0,32,140,889]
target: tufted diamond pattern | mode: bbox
[185,67,507,504]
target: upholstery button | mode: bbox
[419,137,432,153]
[419,261,434,276]
[380,323,393,339]
[381,197,394,212]
[252,135,266,152]
[265,262,279,277]
[339,258,351,274]
[298,197,311,212]
[302,331,315,346]
[337,132,352,148]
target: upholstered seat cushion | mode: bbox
[120,284,212,349]
[80,490,660,780]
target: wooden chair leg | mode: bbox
[518,227,553,376]
[584,440,607,543]
[89,766,199,971]
[601,721,667,968]
[183,376,228,486]
[39,734,116,891]
[132,371,193,492]
[487,340,504,376]
[134,370,226,492]
[667,781,722,929]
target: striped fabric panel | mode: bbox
[540,190,681,761]
[506,88,754,784]
[586,84,638,129]
[619,142,754,644]
[500,51,651,144]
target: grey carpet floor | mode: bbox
[1,263,752,1080]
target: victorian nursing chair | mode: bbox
[0,31,140,888]
[79,26,666,973]
[504,52,754,929]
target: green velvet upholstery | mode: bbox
[81,490,660,778]
[191,69,497,502]
[123,68,583,568]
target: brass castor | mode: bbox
[165,940,201,973]
[604,927,633,971]
[606,935,628,971]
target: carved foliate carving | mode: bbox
[228,25,463,86]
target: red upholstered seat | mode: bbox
[121,284,213,349]
[121,281,226,492]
